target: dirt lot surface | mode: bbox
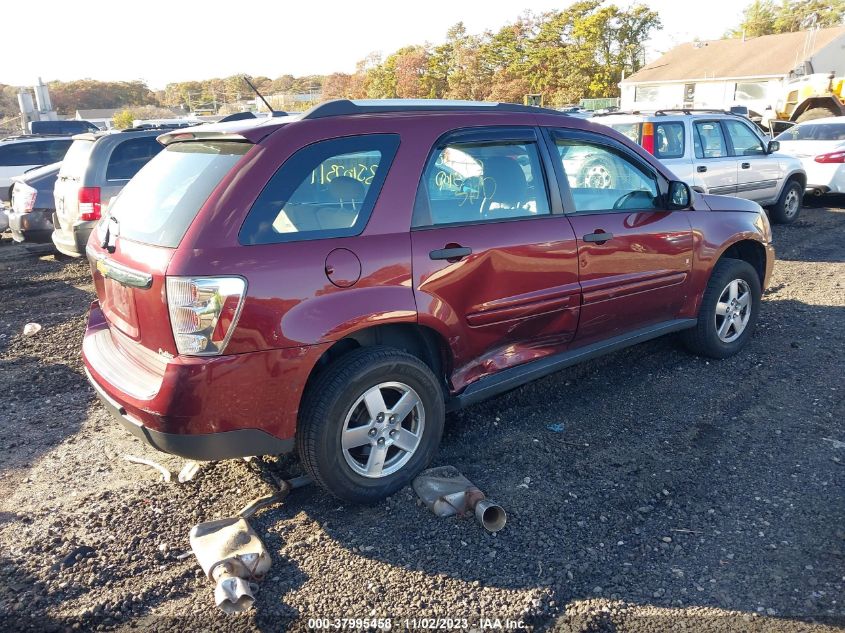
[0,200,843,633]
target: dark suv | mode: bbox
[83,100,774,503]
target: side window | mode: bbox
[240,134,399,244]
[0,142,43,167]
[413,141,550,227]
[42,139,73,164]
[654,122,684,159]
[553,136,660,213]
[106,137,164,180]
[723,120,765,156]
[694,122,728,159]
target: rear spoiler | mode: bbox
[156,129,253,147]
[157,116,293,146]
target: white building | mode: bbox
[620,27,845,115]
[75,108,122,130]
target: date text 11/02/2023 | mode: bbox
[306,617,527,630]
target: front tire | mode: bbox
[297,346,445,504]
[769,179,803,224]
[682,258,761,359]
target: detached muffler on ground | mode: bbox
[413,465,507,532]
[189,475,309,614]
[189,516,271,614]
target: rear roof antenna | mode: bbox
[242,75,286,117]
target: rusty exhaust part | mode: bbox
[189,516,271,614]
[413,465,507,532]
[189,473,311,613]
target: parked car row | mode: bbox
[80,99,776,503]
[2,127,167,254]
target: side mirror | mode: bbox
[767,140,780,153]
[668,180,691,209]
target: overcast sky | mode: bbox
[3,0,746,89]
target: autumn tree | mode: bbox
[728,0,844,37]
[48,80,156,114]
[773,0,845,31]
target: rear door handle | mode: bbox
[583,232,613,243]
[696,165,707,173]
[429,246,472,261]
[741,162,751,169]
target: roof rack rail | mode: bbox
[301,99,566,120]
[652,108,748,117]
[591,110,647,117]
[1,133,73,141]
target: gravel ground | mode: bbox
[0,199,843,633]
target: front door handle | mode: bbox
[697,165,707,173]
[430,246,472,261]
[741,162,751,169]
[583,232,613,243]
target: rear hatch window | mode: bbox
[107,141,250,248]
[58,139,94,179]
[55,139,95,227]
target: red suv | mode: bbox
[83,100,774,503]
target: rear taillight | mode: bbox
[815,151,845,164]
[166,277,246,356]
[12,183,37,214]
[641,122,655,154]
[78,186,101,221]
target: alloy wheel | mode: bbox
[340,381,425,478]
[715,279,752,343]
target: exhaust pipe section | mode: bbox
[413,465,507,533]
[189,516,272,614]
[474,498,508,533]
[189,474,311,613]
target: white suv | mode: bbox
[0,136,73,203]
[594,110,807,224]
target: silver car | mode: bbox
[52,129,164,257]
[594,111,807,224]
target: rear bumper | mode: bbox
[82,301,325,460]
[9,209,54,243]
[86,368,294,460]
[51,216,94,257]
[803,163,845,195]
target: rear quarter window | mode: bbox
[42,139,73,163]
[654,122,685,159]
[0,142,43,167]
[239,134,400,245]
[609,123,641,144]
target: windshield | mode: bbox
[775,122,845,142]
[106,141,251,248]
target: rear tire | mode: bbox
[682,258,761,359]
[297,346,444,504]
[768,179,803,224]
[795,106,838,123]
